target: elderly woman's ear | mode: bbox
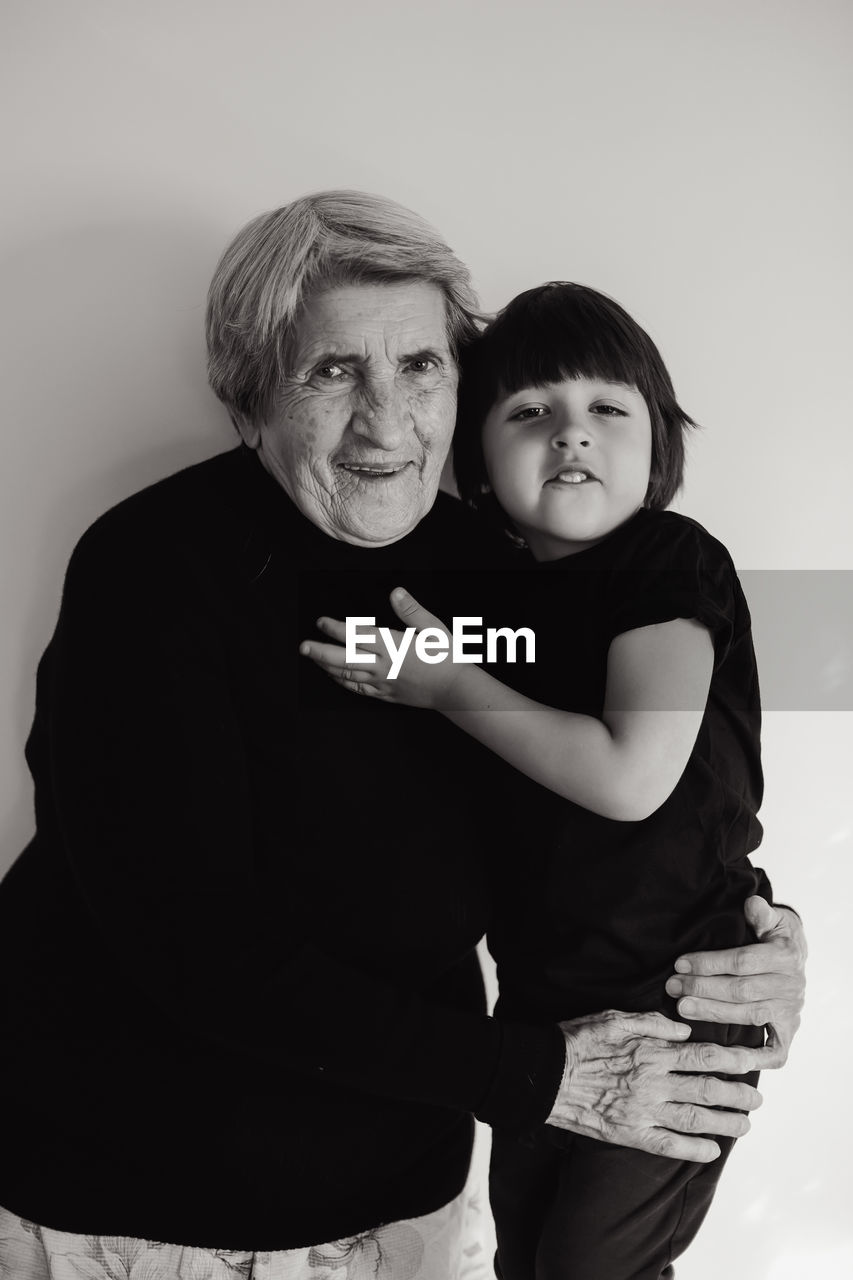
[231,413,262,450]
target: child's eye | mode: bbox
[591,403,627,417]
[510,405,548,422]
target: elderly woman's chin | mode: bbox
[255,442,449,547]
[313,458,445,542]
[324,461,445,545]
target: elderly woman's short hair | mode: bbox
[206,190,483,426]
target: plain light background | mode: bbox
[1,1,850,1275]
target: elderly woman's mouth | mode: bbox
[337,461,414,480]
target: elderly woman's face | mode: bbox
[240,281,458,545]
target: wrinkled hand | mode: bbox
[665,897,806,1068]
[547,1010,762,1162]
[299,588,459,709]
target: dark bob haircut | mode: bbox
[454,282,696,523]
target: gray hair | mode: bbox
[206,190,484,426]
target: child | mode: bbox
[302,282,769,1280]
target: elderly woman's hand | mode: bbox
[665,897,806,1069]
[547,1010,762,1162]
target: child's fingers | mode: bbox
[299,639,398,700]
[331,672,382,697]
[316,661,375,683]
[311,659,382,692]
[300,640,375,671]
[389,588,446,632]
[316,616,359,644]
[301,645,388,692]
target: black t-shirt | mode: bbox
[486,508,770,1025]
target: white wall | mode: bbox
[2,1,851,1274]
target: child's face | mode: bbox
[481,376,653,560]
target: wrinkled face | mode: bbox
[237,280,458,546]
[482,376,652,561]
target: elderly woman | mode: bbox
[0,192,804,1279]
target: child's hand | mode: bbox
[299,588,461,710]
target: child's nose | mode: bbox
[551,415,591,450]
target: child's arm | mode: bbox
[301,588,714,822]
[442,613,714,821]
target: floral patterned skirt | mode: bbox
[0,1183,491,1280]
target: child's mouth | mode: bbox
[548,467,599,486]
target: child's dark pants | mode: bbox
[491,1126,742,1280]
[491,1036,761,1280]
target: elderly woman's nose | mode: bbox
[353,383,410,448]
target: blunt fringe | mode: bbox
[455,282,696,517]
[206,190,484,426]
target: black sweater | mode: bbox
[0,446,565,1249]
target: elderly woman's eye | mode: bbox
[315,363,346,380]
[405,357,438,375]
